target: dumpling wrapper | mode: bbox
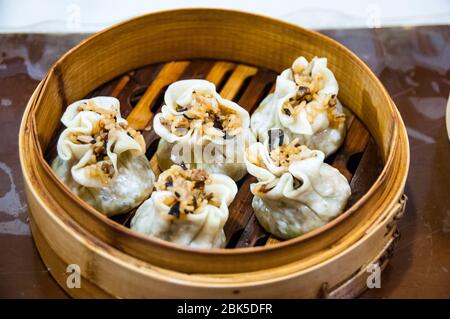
[52,153,154,216]
[153,79,255,181]
[131,170,237,248]
[52,96,154,216]
[251,56,346,157]
[245,138,351,239]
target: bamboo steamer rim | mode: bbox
[21,92,408,297]
[21,9,408,261]
[22,86,408,287]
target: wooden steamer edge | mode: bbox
[18,9,410,297]
[24,171,408,298]
[22,9,406,274]
[20,82,409,298]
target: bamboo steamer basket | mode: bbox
[19,9,409,298]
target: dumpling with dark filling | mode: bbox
[51,96,155,216]
[244,129,351,239]
[131,165,237,248]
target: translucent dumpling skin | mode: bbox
[153,79,255,181]
[131,165,237,248]
[52,153,154,216]
[51,96,155,216]
[251,56,347,157]
[245,132,351,239]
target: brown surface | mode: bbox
[0,25,449,298]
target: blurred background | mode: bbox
[0,0,449,32]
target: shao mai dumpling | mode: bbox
[153,79,256,181]
[245,128,351,239]
[131,164,237,248]
[251,56,347,157]
[52,96,155,216]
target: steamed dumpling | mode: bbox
[153,79,256,181]
[131,165,237,248]
[245,129,351,239]
[51,96,155,216]
[251,56,346,156]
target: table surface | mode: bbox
[0,26,449,298]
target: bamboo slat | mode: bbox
[19,9,409,297]
[77,58,381,248]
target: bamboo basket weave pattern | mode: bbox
[19,9,409,298]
